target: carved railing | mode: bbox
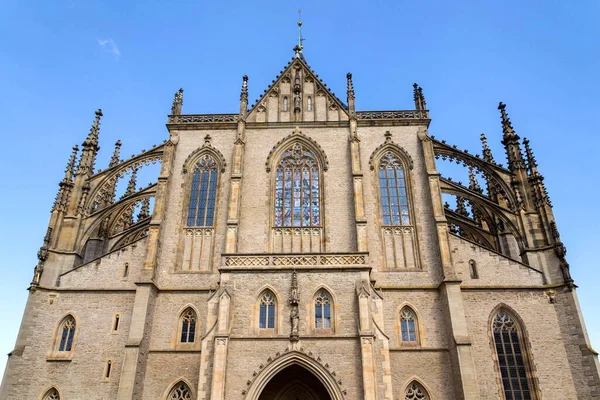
[356,110,429,120]
[168,114,239,124]
[221,253,369,268]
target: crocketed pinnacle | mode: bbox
[109,140,122,168]
[64,145,79,181]
[83,109,103,149]
[522,138,539,175]
[171,88,184,115]
[456,196,469,218]
[137,197,150,220]
[498,102,518,140]
[124,168,138,197]
[346,73,355,100]
[413,83,426,111]
[468,167,482,193]
[240,75,248,102]
[480,133,495,163]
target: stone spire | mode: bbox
[523,137,551,207]
[109,140,122,168]
[480,133,495,164]
[347,73,355,117]
[498,102,525,172]
[413,83,426,111]
[171,88,183,115]
[456,196,469,218]
[293,9,304,58]
[52,145,79,212]
[137,197,150,220]
[239,75,248,117]
[124,168,138,198]
[468,167,483,194]
[76,109,102,177]
[522,138,539,176]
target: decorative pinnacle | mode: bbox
[240,75,248,101]
[498,102,517,139]
[171,88,184,115]
[522,138,539,175]
[468,167,482,193]
[347,73,355,100]
[413,84,426,110]
[109,140,122,168]
[64,145,79,181]
[83,109,103,148]
[137,197,150,220]
[456,196,469,218]
[125,168,138,197]
[384,131,393,143]
[480,133,495,163]
[204,134,212,145]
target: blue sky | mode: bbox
[1,0,599,380]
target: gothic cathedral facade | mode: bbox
[1,49,599,400]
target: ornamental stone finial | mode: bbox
[522,137,538,175]
[498,102,517,139]
[64,145,79,181]
[468,167,483,193]
[480,133,495,163]
[124,168,138,198]
[384,131,393,143]
[171,88,184,115]
[413,83,426,111]
[109,140,122,168]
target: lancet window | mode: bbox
[58,316,76,352]
[379,152,410,225]
[168,381,192,400]
[259,291,276,329]
[180,308,197,343]
[307,96,312,111]
[315,290,332,329]
[493,310,534,400]
[274,143,321,227]
[400,307,418,343]
[405,381,429,400]
[186,154,218,227]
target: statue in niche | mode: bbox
[290,305,299,341]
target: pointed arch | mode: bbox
[177,306,198,344]
[489,304,539,400]
[244,351,345,400]
[397,304,421,345]
[403,378,431,400]
[266,131,329,173]
[369,141,414,172]
[39,386,61,400]
[257,288,278,331]
[49,313,80,360]
[182,145,226,174]
[164,378,194,400]
[313,287,335,331]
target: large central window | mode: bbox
[379,152,410,225]
[187,155,218,227]
[274,143,320,227]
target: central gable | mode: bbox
[246,56,349,123]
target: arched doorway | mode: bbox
[258,365,332,400]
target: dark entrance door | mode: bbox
[258,364,332,400]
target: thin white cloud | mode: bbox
[97,39,120,57]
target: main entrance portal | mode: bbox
[257,364,332,400]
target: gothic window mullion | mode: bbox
[186,155,219,228]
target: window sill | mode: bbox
[47,352,74,361]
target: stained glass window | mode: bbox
[400,308,417,342]
[315,290,331,329]
[180,309,197,343]
[187,155,218,227]
[259,291,276,329]
[405,381,429,400]
[493,311,533,400]
[43,388,60,400]
[379,152,410,225]
[58,316,76,352]
[168,382,192,400]
[274,143,320,227]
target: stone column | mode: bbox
[210,290,231,400]
[357,279,377,400]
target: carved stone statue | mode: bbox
[290,306,299,341]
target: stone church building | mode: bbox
[1,44,599,399]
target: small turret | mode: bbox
[171,88,183,115]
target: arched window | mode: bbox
[180,308,197,343]
[315,290,332,329]
[400,307,418,343]
[58,316,76,352]
[307,96,312,111]
[167,381,192,400]
[259,291,276,329]
[469,260,479,279]
[405,381,429,400]
[379,152,410,225]
[283,96,289,111]
[187,155,218,227]
[493,310,535,400]
[274,143,321,227]
[42,388,60,400]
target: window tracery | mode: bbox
[259,291,276,329]
[180,308,197,343]
[315,290,331,329]
[379,152,410,225]
[43,388,60,400]
[274,143,320,227]
[187,155,218,227]
[493,311,534,400]
[405,381,429,400]
[168,382,192,400]
[400,308,417,343]
[58,316,76,352]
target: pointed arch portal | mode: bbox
[259,365,331,400]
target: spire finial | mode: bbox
[124,168,138,198]
[498,102,517,139]
[109,140,122,168]
[293,10,304,56]
[480,133,495,163]
[239,75,249,117]
[468,167,482,193]
[64,145,79,181]
[137,197,150,220]
[413,83,426,110]
[523,137,539,175]
[171,88,184,115]
[83,109,103,148]
[456,196,469,218]
[347,73,355,100]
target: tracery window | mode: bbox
[180,308,197,343]
[58,316,76,352]
[315,290,331,329]
[405,381,429,400]
[259,291,276,329]
[493,311,534,400]
[186,155,218,227]
[274,143,320,227]
[168,381,192,400]
[400,307,418,343]
[378,152,410,225]
[43,388,60,400]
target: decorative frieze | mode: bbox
[222,253,367,268]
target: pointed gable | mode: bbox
[246,55,349,123]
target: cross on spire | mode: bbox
[294,10,304,57]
